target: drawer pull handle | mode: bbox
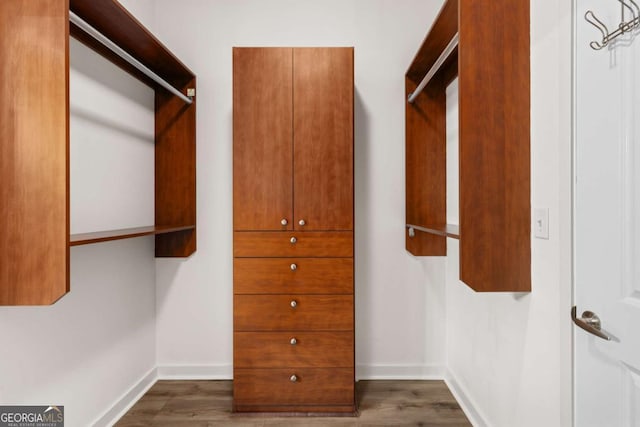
[281,218,288,226]
[290,300,297,308]
[290,337,298,345]
[290,374,298,382]
[298,219,306,226]
[290,236,297,244]
[290,263,297,271]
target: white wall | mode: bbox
[152,0,449,379]
[0,1,158,426]
[444,1,574,426]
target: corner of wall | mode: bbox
[91,368,158,427]
[444,369,491,427]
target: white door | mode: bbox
[575,1,640,426]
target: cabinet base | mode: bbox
[233,404,357,416]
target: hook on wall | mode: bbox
[586,0,640,50]
[585,10,610,50]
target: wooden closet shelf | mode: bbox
[70,225,195,246]
[407,224,459,239]
[406,0,458,84]
[70,0,194,88]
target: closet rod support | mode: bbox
[407,33,459,104]
[69,11,194,105]
[406,223,460,239]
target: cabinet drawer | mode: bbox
[234,295,353,331]
[234,368,354,407]
[233,231,353,257]
[234,258,353,294]
[234,331,353,368]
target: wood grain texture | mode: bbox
[406,0,458,84]
[234,48,293,231]
[293,48,353,231]
[115,380,470,425]
[234,368,354,408]
[234,295,353,331]
[234,232,353,258]
[69,0,194,89]
[70,225,195,246]
[405,78,447,256]
[459,0,531,292]
[155,77,197,257]
[234,332,354,368]
[234,258,353,294]
[0,0,69,305]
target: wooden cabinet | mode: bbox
[404,0,531,292]
[293,48,354,231]
[233,48,353,232]
[233,48,293,231]
[233,47,355,414]
[0,0,196,305]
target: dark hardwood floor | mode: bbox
[115,380,471,426]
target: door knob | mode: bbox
[290,300,297,308]
[290,337,297,345]
[290,263,297,271]
[571,306,611,341]
[298,219,306,226]
[281,218,288,226]
[290,374,298,382]
[290,237,297,244]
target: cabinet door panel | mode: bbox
[233,48,293,231]
[234,295,353,331]
[234,368,354,407]
[234,258,353,294]
[233,231,353,258]
[234,332,354,368]
[293,48,353,231]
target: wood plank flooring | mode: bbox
[116,380,471,426]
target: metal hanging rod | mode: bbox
[407,33,459,104]
[585,0,640,50]
[406,223,460,239]
[69,11,194,104]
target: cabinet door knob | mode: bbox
[290,337,297,345]
[290,374,298,382]
[290,263,297,271]
[290,300,297,308]
[290,237,297,244]
[298,219,306,226]
[281,218,288,226]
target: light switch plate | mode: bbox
[534,208,549,239]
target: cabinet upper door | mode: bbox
[293,48,354,231]
[233,48,293,231]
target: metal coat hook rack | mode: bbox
[586,0,640,50]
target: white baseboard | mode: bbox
[356,364,446,380]
[92,367,158,427]
[444,369,490,427]
[157,364,232,380]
